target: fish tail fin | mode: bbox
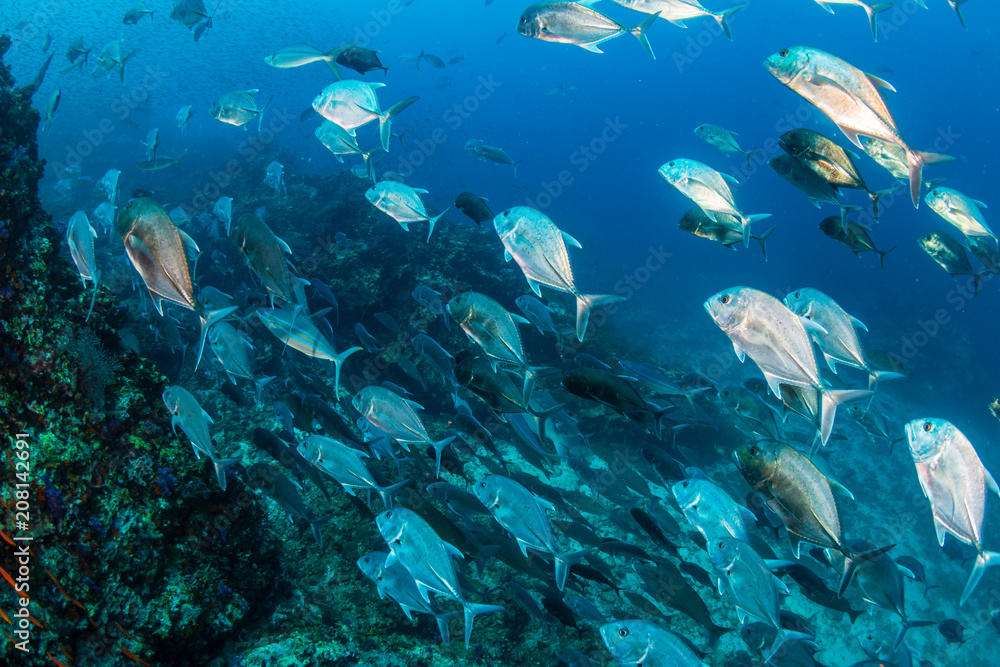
[376,478,410,510]
[819,388,872,447]
[554,549,594,592]
[764,630,815,664]
[85,277,100,322]
[838,204,864,234]
[630,11,659,59]
[426,208,448,243]
[362,147,381,184]
[574,294,625,342]
[378,95,420,152]
[417,49,424,71]
[744,148,762,166]
[864,3,893,41]
[960,550,1000,606]
[460,601,503,649]
[326,42,353,79]
[869,187,894,221]
[742,213,772,247]
[210,456,241,492]
[877,244,896,271]
[196,305,238,370]
[753,225,776,261]
[839,543,895,597]
[713,4,746,41]
[867,369,904,391]
[907,148,954,208]
[119,48,138,85]
[257,94,274,133]
[949,0,967,29]
[431,436,456,479]
[330,346,363,401]
[893,618,934,650]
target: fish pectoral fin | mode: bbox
[721,172,740,185]
[826,476,856,501]
[526,277,543,297]
[511,313,531,326]
[515,538,530,558]
[444,541,464,559]
[762,372,782,398]
[850,315,868,332]
[985,468,1000,498]
[504,249,512,262]
[798,315,828,337]
[972,198,988,209]
[732,340,746,362]
[561,230,582,249]
[932,514,949,547]
[822,352,839,374]
[865,72,897,93]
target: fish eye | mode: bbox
[748,445,758,456]
[923,422,933,432]
[794,292,800,298]
[618,628,629,638]
[779,49,788,57]
[720,294,730,305]
[385,510,394,518]
[682,480,689,488]
[718,541,725,549]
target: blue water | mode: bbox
[5,0,1000,662]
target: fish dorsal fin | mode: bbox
[444,541,463,559]
[535,496,556,513]
[561,231,582,249]
[798,315,828,337]
[826,476,855,501]
[511,314,530,326]
[865,73,896,92]
[986,468,999,498]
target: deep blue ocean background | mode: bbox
[8,0,996,443]
[3,4,1000,661]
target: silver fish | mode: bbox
[709,537,810,663]
[366,181,446,242]
[376,507,502,648]
[473,475,592,591]
[256,308,361,396]
[705,286,847,446]
[672,477,755,544]
[210,89,271,131]
[906,418,999,605]
[925,187,994,241]
[517,2,657,58]
[600,619,708,666]
[660,158,770,246]
[494,206,623,341]
[66,210,101,321]
[162,386,239,490]
[356,551,456,644]
[612,0,745,40]
[353,386,455,477]
[312,80,417,152]
[766,46,951,207]
[298,435,406,509]
[784,287,902,389]
[118,197,236,368]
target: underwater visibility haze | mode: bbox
[1,0,1000,665]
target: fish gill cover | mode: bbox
[0,1,998,666]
